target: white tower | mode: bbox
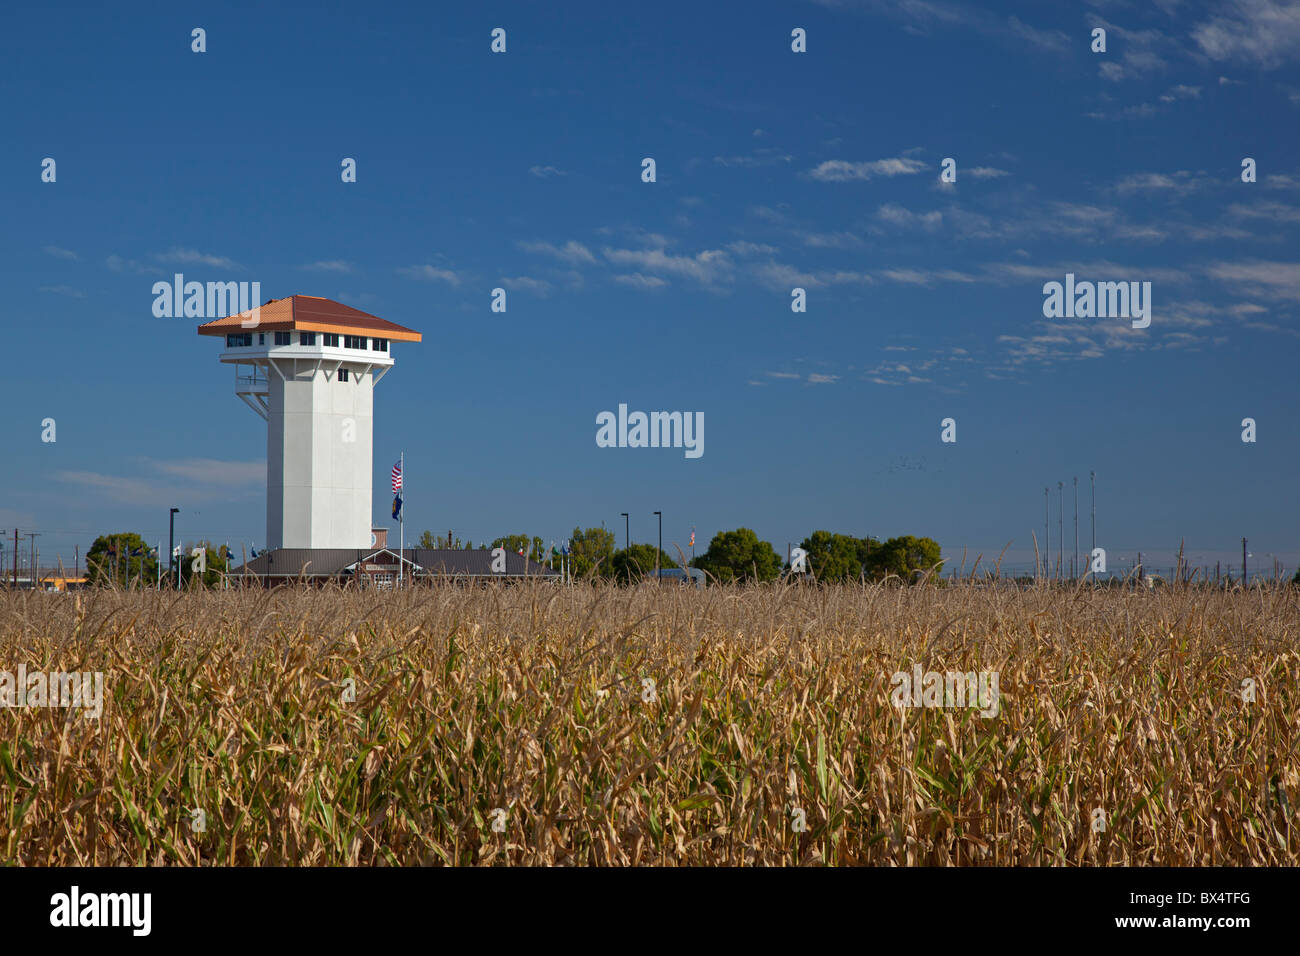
[198,295,421,550]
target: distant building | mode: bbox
[233,547,558,588]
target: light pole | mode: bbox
[653,511,662,579]
[1090,470,1096,557]
[1043,487,1049,582]
[1073,476,1078,580]
[620,513,629,552]
[169,508,180,590]
[1057,482,1063,582]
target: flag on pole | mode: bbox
[391,460,403,493]
[689,528,695,547]
[392,494,403,519]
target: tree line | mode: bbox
[80,527,942,587]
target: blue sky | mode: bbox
[3,0,1298,578]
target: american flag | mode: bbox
[391,460,402,493]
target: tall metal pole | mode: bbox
[1242,537,1247,587]
[653,511,662,579]
[1057,482,1063,581]
[30,533,40,591]
[1090,471,1095,555]
[1073,476,1078,580]
[1043,487,1051,582]
[620,513,629,552]
[398,451,404,587]
[170,508,179,590]
[13,529,19,589]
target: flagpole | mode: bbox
[398,451,404,587]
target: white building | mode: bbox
[198,296,421,550]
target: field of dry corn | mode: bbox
[1,581,1297,866]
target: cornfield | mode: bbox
[1,581,1296,865]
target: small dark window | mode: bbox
[323,333,340,348]
[339,367,350,382]
[300,332,316,346]
[343,335,366,349]
[226,333,252,347]
[258,333,265,345]
[274,331,291,345]
[372,338,388,351]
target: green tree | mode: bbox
[798,530,878,582]
[85,533,158,587]
[179,541,230,588]
[609,544,678,583]
[692,528,782,583]
[865,535,943,583]
[490,534,547,563]
[568,525,616,578]
[418,530,463,548]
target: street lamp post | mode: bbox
[620,513,629,552]
[169,508,180,590]
[653,511,662,580]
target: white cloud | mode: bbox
[613,273,668,289]
[1159,84,1201,101]
[518,239,597,265]
[808,157,926,181]
[602,246,732,284]
[397,264,462,285]
[876,203,943,229]
[726,241,778,256]
[499,276,552,295]
[1207,259,1300,300]
[529,165,568,178]
[302,260,354,273]
[1193,0,1300,68]
[148,458,265,484]
[43,245,78,260]
[156,248,239,270]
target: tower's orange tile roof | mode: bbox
[196,295,421,342]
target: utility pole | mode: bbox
[620,513,629,552]
[13,529,19,589]
[1242,537,1248,587]
[1057,482,1063,582]
[1090,470,1096,564]
[1073,477,1078,580]
[29,533,40,591]
[1044,487,1049,583]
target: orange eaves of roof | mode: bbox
[196,295,421,342]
